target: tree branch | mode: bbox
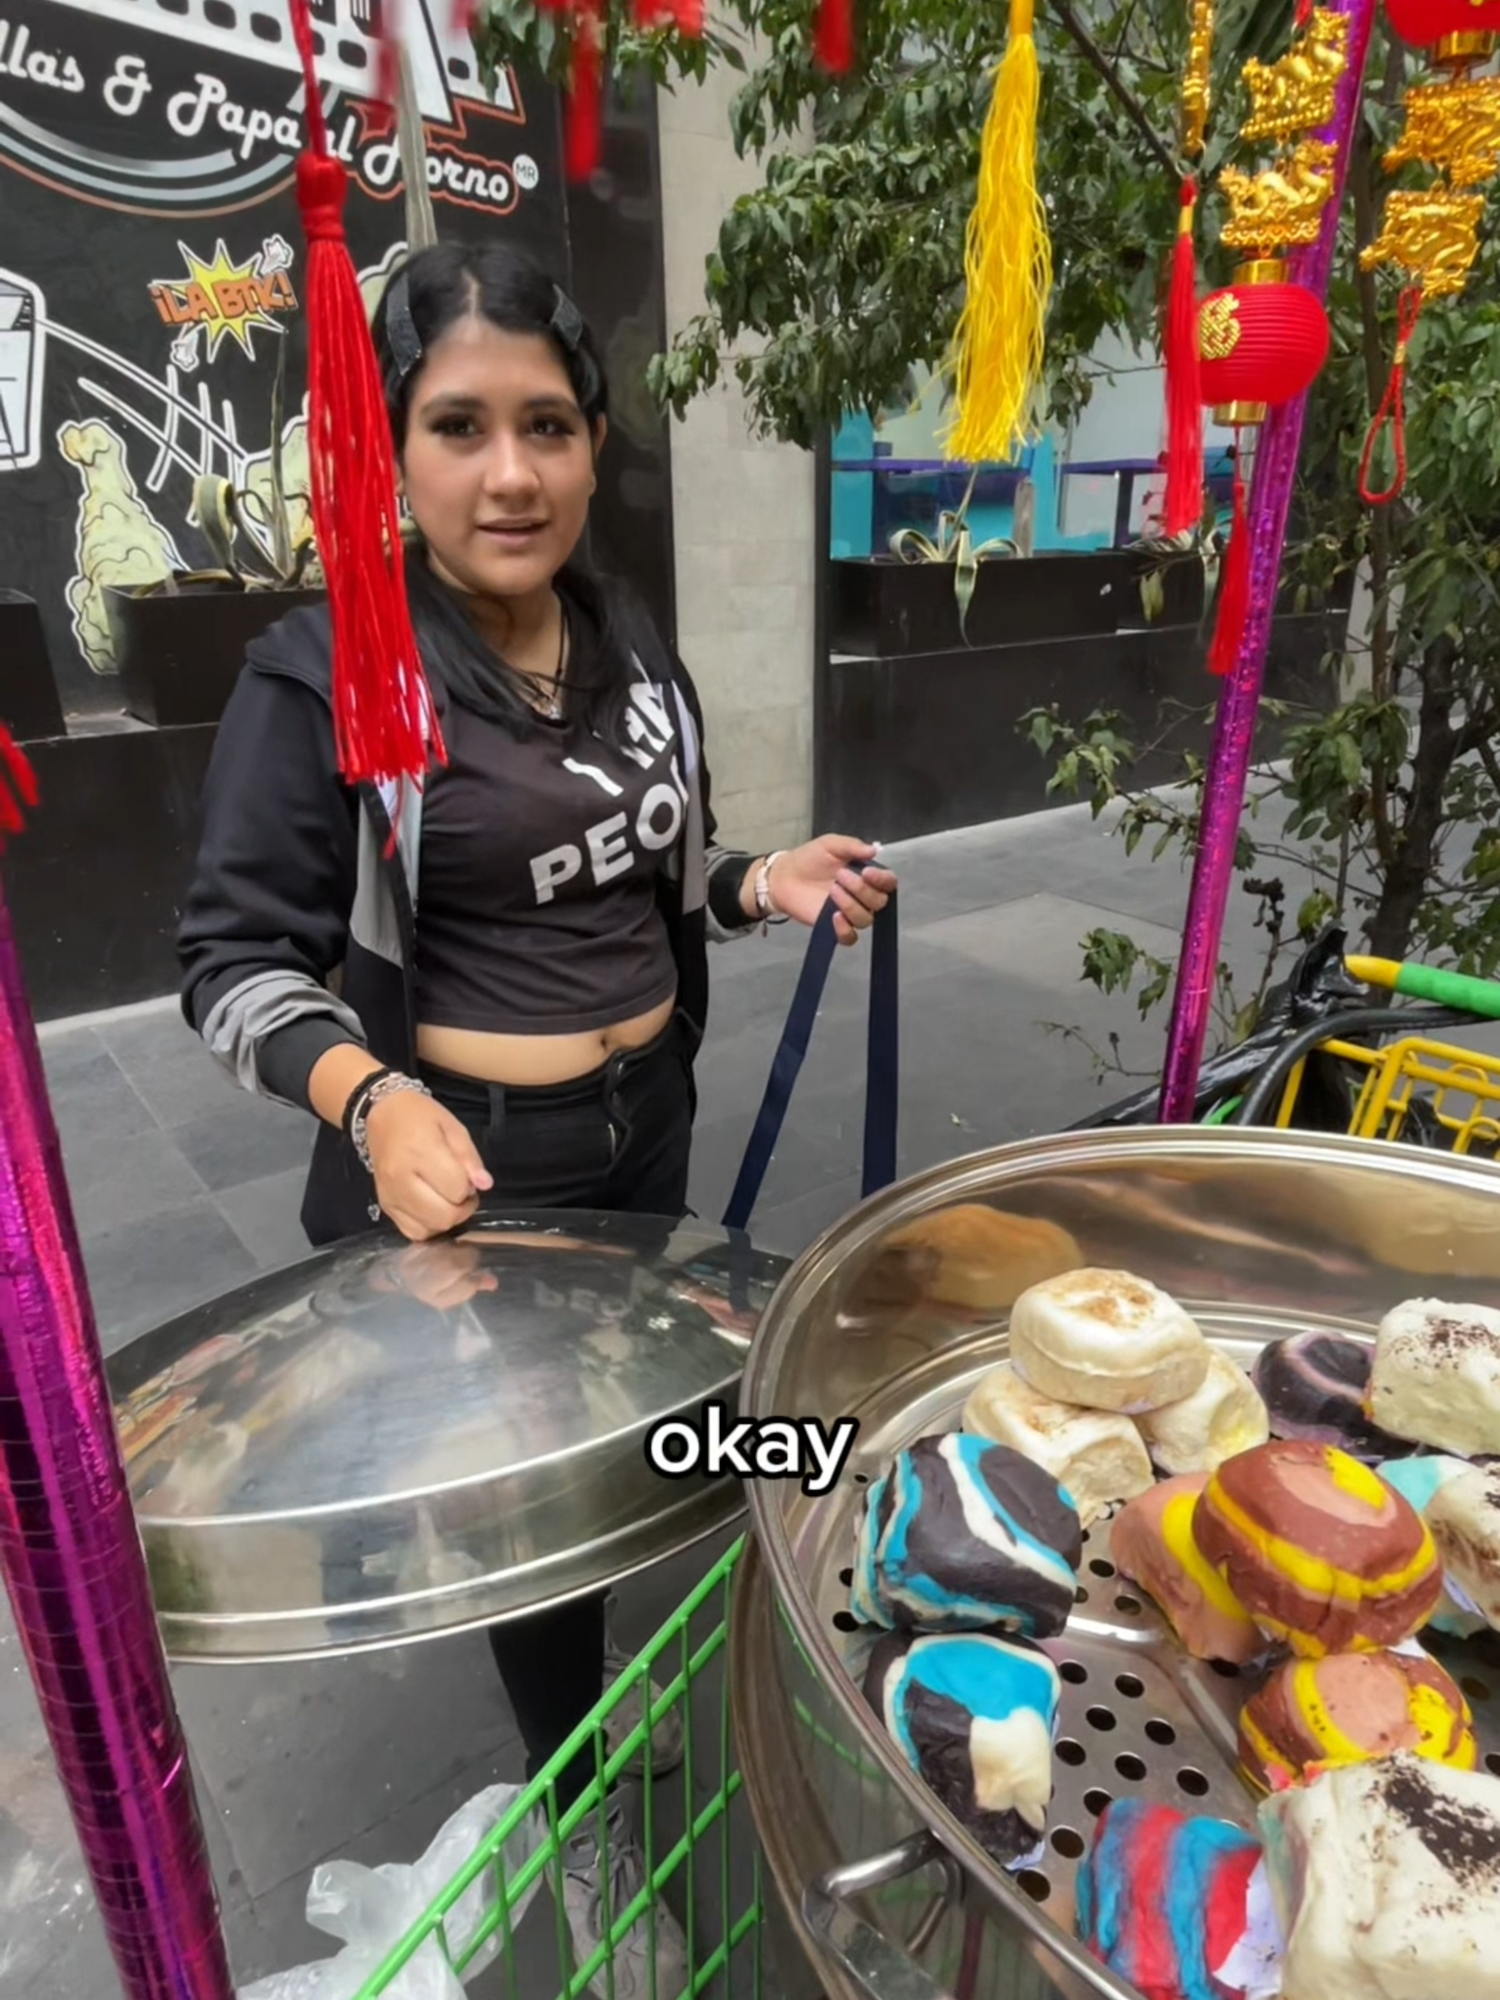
[1043,0,1180,183]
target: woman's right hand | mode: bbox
[365,1091,494,1242]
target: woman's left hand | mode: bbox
[768,837,898,947]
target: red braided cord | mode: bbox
[288,0,330,157]
[1359,287,1423,508]
[0,728,39,839]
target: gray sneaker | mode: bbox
[601,1596,684,1776]
[561,1792,690,2000]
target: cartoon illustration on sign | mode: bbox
[27,242,405,672]
[0,268,45,470]
[57,421,186,671]
[150,237,298,371]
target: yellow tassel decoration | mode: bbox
[944,0,1053,464]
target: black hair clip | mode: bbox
[550,286,585,351]
[385,270,423,383]
[550,285,601,408]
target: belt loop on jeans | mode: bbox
[484,1079,507,1153]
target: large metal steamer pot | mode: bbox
[734,1127,1500,2000]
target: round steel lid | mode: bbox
[107,1212,787,1663]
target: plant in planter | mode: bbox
[829,474,1139,656]
[1126,525,1214,630]
[105,346,325,730]
[886,467,1021,642]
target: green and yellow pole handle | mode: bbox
[1346,955,1500,1023]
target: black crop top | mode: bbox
[414,672,684,1036]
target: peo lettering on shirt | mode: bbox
[528,689,688,906]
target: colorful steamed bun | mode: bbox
[1238,1647,1477,1793]
[1136,1348,1270,1478]
[1379,1455,1487,1636]
[1112,1474,1264,1665]
[1259,1753,1500,2000]
[849,1434,1081,1638]
[961,1360,1153,1528]
[863,1630,1058,1866]
[1009,1268,1213,1415]
[1366,1298,1500,1457]
[1251,1330,1413,1459]
[1076,1798,1266,2000]
[1191,1441,1443,1657]
[1426,1462,1500,1633]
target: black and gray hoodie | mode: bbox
[178,589,758,1247]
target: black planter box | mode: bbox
[1,591,66,742]
[1121,552,1208,631]
[829,550,1137,658]
[816,612,1344,843]
[107,582,323,728]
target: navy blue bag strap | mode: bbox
[722,876,898,1233]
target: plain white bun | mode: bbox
[1009,1267,1212,1414]
[961,1361,1153,1528]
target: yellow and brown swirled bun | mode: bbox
[1192,1439,1443,1657]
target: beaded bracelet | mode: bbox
[343,1070,432,1175]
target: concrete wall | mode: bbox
[655,54,816,853]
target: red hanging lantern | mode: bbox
[1195,262,1328,676]
[1385,0,1500,61]
[1197,261,1330,426]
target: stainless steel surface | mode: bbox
[803,1837,960,2000]
[732,1537,952,2000]
[739,1129,1500,2000]
[108,1211,786,1662]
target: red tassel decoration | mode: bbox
[1359,286,1422,506]
[288,0,440,788]
[814,0,854,71]
[0,727,38,840]
[564,0,604,181]
[1207,437,1251,678]
[1162,180,1203,539]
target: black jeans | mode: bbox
[420,1015,694,1811]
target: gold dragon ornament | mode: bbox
[1359,47,1500,500]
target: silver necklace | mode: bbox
[529,606,568,720]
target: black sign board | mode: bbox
[0,0,569,715]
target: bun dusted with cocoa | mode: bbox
[1426,1463,1500,1633]
[1259,1754,1500,2000]
[1009,1268,1212,1415]
[1366,1299,1500,1457]
[1192,1440,1443,1656]
[1238,1646,1477,1793]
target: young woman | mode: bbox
[178,240,895,1994]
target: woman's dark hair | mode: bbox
[370,241,638,743]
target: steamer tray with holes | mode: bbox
[734,1127,1500,2000]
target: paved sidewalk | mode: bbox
[3,796,1305,1995]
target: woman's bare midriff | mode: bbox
[416,993,677,1087]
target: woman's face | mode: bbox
[400,315,603,606]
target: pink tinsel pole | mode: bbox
[0,873,233,1997]
[1157,0,1378,1121]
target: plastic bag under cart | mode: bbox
[239,1784,546,2000]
